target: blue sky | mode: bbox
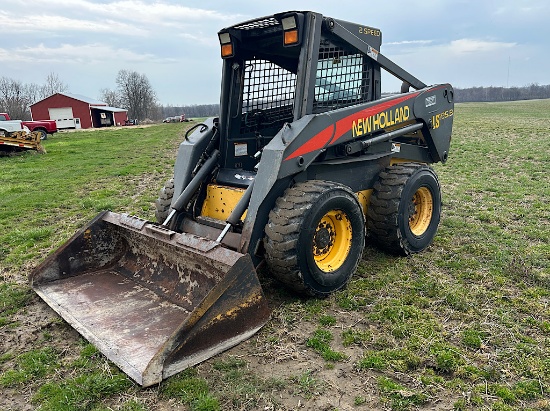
[1,0,548,105]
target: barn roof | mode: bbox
[30,93,127,113]
[58,93,107,106]
[30,92,108,107]
[91,106,127,113]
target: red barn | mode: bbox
[30,93,128,129]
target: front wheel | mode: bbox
[265,180,365,297]
[154,178,174,223]
[367,163,441,255]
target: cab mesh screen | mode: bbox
[240,59,296,135]
[315,47,371,111]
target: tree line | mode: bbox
[454,83,550,103]
[0,73,69,120]
[1,71,548,122]
[99,70,157,120]
[0,70,218,122]
[160,104,219,119]
[0,70,160,122]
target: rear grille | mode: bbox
[234,17,279,30]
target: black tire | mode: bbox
[155,178,174,223]
[37,129,48,140]
[367,163,441,255]
[265,180,365,297]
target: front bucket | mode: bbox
[30,211,271,387]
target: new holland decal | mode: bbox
[284,92,420,161]
[352,105,410,137]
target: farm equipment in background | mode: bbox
[30,11,454,386]
[0,123,45,153]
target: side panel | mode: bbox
[278,85,453,176]
[171,117,218,206]
[0,120,23,133]
[279,91,421,178]
[413,85,455,162]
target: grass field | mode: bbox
[0,100,549,410]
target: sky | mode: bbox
[1,0,549,105]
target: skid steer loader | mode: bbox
[31,11,454,386]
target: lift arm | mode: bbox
[325,18,427,90]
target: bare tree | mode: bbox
[115,70,157,120]
[0,77,39,120]
[39,72,68,100]
[99,88,122,107]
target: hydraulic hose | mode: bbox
[162,149,220,226]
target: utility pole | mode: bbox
[507,56,510,89]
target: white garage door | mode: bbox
[49,107,75,129]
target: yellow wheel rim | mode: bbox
[312,210,352,272]
[408,187,433,236]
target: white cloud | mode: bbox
[1,1,243,39]
[385,40,433,46]
[495,1,549,16]
[0,13,148,36]
[6,0,242,29]
[449,39,517,54]
[0,43,174,65]
[1,1,548,103]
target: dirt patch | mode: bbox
[0,275,459,411]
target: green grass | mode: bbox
[377,376,429,410]
[0,347,58,387]
[290,370,324,400]
[161,368,219,411]
[0,123,187,270]
[306,328,348,362]
[0,100,549,410]
[0,282,32,326]
[32,371,132,411]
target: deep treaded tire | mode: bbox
[154,178,174,223]
[265,180,365,297]
[367,163,441,255]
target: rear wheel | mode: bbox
[367,163,441,255]
[265,180,365,296]
[155,178,174,223]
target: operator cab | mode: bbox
[216,11,382,182]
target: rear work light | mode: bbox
[218,32,234,58]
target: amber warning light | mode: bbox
[281,14,302,46]
[218,32,234,58]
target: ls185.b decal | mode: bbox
[431,109,454,129]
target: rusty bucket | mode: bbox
[30,211,270,387]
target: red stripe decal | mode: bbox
[285,123,335,160]
[284,92,420,161]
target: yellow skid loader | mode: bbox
[31,11,454,387]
